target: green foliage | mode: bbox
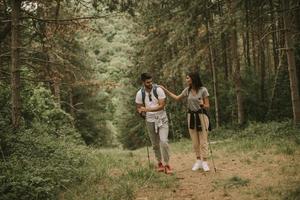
[73,87,113,147]
[27,86,78,138]
[211,121,300,154]
[129,0,296,131]
[61,149,176,200]
[0,129,99,200]
[116,87,147,150]
[283,186,300,200]
[0,83,11,131]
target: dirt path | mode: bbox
[136,143,300,200]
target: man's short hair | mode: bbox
[141,73,152,81]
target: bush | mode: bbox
[0,129,107,200]
[0,86,88,200]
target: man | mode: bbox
[135,73,172,174]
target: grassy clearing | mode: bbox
[210,122,300,199]
[149,121,299,199]
[63,121,300,200]
[61,148,177,200]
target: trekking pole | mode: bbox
[169,113,175,141]
[146,142,151,168]
[199,102,217,173]
[144,124,151,169]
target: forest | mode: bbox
[1,0,300,199]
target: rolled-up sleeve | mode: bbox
[157,87,166,99]
[135,90,143,104]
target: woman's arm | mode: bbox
[159,85,184,101]
[199,97,210,109]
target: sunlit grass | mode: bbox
[213,175,250,189]
[62,148,177,200]
[62,122,300,200]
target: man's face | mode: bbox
[143,78,153,90]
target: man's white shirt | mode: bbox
[135,87,167,123]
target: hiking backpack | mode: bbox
[141,84,159,105]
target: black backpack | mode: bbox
[141,84,159,105]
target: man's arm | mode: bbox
[139,98,166,112]
[136,103,144,113]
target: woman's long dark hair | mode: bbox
[188,71,203,92]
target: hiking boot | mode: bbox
[164,165,173,175]
[202,161,210,172]
[157,162,165,172]
[192,160,202,171]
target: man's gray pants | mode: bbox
[146,120,170,165]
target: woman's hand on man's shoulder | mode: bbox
[158,85,166,90]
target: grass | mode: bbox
[62,121,300,200]
[213,176,250,190]
[61,148,177,200]
[284,186,300,200]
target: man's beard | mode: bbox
[145,85,152,90]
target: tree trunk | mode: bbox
[283,0,300,125]
[251,32,258,74]
[269,0,279,72]
[232,30,245,125]
[267,52,285,117]
[52,71,61,107]
[206,18,220,128]
[69,87,75,117]
[11,0,22,129]
[245,0,251,67]
[260,43,266,102]
[227,0,245,125]
[221,33,229,80]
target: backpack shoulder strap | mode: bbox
[141,86,146,106]
[141,84,159,105]
[152,84,159,100]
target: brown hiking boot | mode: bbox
[157,162,165,172]
[164,165,173,175]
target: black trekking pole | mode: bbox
[144,120,151,169]
[140,110,151,169]
[146,141,151,168]
[199,101,217,173]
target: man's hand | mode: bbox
[138,106,148,112]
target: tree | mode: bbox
[283,0,300,125]
[227,0,245,125]
[11,0,22,129]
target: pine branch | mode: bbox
[21,12,123,24]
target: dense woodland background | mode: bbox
[0,0,300,199]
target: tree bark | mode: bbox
[206,16,220,128]
[227,0,245,125]
[245,0,251,67]
[251,32,258,74]
[11,0,22,129]
[52,71,61,107]
[260,42,266,102]
[221,33,229,80]
[267,52,285,117]
[69,86,75,117]
[269,0,279,72]
[283,0,300,125]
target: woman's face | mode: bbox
[186,75,192,86]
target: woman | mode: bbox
[160,71,211,172]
